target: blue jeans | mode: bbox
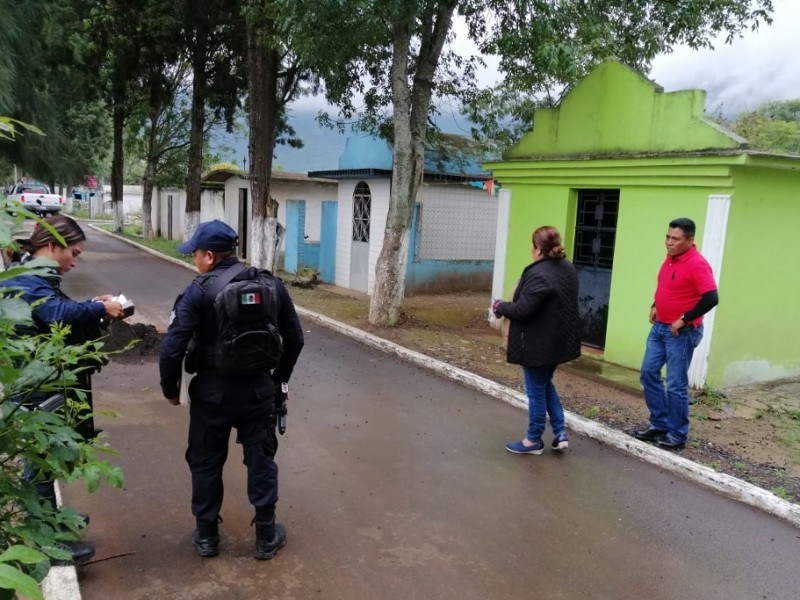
[640,322,703,443]
[522,365,566,442]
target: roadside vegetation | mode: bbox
[95,224,190,264]
[0,201,123,600]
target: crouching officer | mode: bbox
[159,220,304,560]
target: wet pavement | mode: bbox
[58,227,800,600]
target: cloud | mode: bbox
[650,0,800,117]
[291,2,799,120]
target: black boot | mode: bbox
[192,519,220,558]
[253,516,286,560]
[52,540,96,566]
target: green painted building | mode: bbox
[486,59,800,389]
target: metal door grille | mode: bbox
[352,182,371,242]
[573,190,619,269]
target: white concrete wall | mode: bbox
[156,188,186,240]
[153,187,223,240]
[223,176,247,230]
[417,183,497,261]
[201,190,225,221]
[275,180,336,241]
[102,184,144,216]
[333,177,393,294]
[335,181,356,289]
[366,179,391,295]
[222,175,336,256]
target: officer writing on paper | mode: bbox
[159,220,304,560]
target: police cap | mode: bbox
[177,220,239,254]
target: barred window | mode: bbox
[352,182,371,243]
[573,189,619,269]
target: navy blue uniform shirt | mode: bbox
[6,270,106,332]
[159,258,304,399]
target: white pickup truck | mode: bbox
[6,182,63,216]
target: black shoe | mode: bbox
[254,517,287,560]
[192,520,220,558]
[51,540,96,566]
[633,427,668,442]
[656,436,686,450]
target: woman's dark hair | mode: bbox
[532,226,567,260]
[23,214,86,253]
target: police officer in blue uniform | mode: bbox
[159,220,304,560]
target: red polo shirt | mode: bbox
[654,245,717,326]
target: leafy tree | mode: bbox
[83,0,153,233]
[0,0,112,186]
[125,59,192,239]
[243,0,317,271]
[466,0,775,148]
[728,99,800,155]
[179,0,245,239]
[299,0,774,325]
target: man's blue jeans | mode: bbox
[522,365,566,442]
[640,322,703,443]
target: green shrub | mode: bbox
[0,201,123,599]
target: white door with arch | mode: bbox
[350,181,371,293]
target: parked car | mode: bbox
[6,182,63,216]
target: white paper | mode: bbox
[179,357,195,407]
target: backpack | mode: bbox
[203,263,283,376]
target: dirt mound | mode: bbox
[102,321,161,363]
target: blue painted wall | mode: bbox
[285,199,320,273]
[338,134,493,177]
[319,201,338,283]
[404,204,493,294]
[339,136,394,170]
[284,200,302,273]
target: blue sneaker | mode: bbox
[551,433,569,451]
[505,439,544,455]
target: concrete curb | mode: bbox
[87,223,196,272]
[42,478,82,600]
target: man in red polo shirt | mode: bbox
[634,218,719,450]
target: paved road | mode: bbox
[60,227,800,600]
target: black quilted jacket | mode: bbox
[496,257,581,367]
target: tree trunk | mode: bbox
[368,4,456,325]
[185,36,208,240]
[246,14,281,270]
[142,158,155,239]
[111,101,125,233]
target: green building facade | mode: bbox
[487,59,800,388]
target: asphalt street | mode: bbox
[56,226,800,600]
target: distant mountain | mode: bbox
[210,110,347,174]
[210,107,478,175]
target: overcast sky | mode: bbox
[274,2,798,170]
[294,0,798,120]
[650,0,800,117]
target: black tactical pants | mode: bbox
[186,385,278,523]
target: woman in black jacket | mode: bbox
[493,226,581,454]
